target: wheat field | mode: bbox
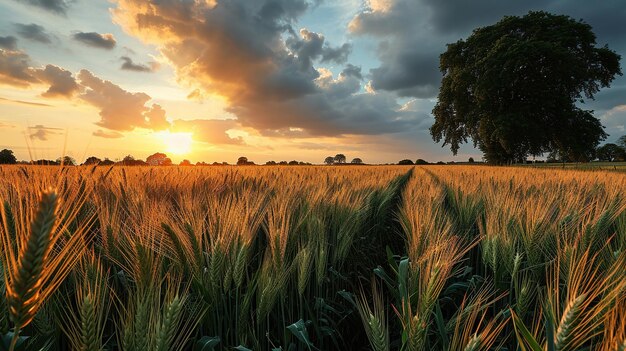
[0,165,624,350]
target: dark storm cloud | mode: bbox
[341,64,362,80]
[15,23,53,44]
[113,0,420,137]
[0,36,18,50]
[72,32,117,49]
[120,56,156,72]
[18,0,69,14]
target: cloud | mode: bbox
[0,48,78,97]
[599,105,626,137]
[18,0,69,14]
[349,0,626,99]
[34,64,79,98]
[0,121,16,128]
[173,119,244,145]
[15,23,53,44]
[28,124,61,141]
[0,36,17,50]
[112,0,420,137]
[0,97,52,107]
[77,69,170,131]
[72,32,116,49]
[0,48,39,87]
[120,56,158,72]
[93,129,124,138]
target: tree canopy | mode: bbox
[334,154,346,164]
[351,158,363,164]
[596,143,626,162]
[430,11,622,164]
[0,149,17,164]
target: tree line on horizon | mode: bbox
[1,140,625,167]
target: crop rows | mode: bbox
[0,165,624,350]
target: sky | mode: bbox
[0,0,625,164]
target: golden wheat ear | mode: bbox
[6,189,57,329]
[2,187,91,351]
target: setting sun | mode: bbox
[159,131,193,155]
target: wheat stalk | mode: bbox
[2,190,58,351]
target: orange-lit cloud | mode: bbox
[112,0,421,137]
[0,47,78,98]
[77,69,170,131]
[35,64,80,98]
[93,129,124,139]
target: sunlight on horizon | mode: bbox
[157,131,194,155]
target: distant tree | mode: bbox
[0,149,17,164]
[288,160,299,165]
[398,159,414,165]
[123,155,135,162]
[196,161,208,166]
[222,162,229,165]
[83,156,102,165]
[237,156,255,165]
[266,161,277,165]
[334,154,346,164]
[100,158,115,166]
[279,161,288,165]
[596,143,626,162]
[324,156,335,165]
[57,156,76,166]
[32,159,60,165]
[351,158,363,164]
[431,11,621,164]
[180,159,192,166]
[147,152,171,166]
[468,157,475,163]
[415,159,428,165]
[436,161,446,165]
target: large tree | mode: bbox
[0,149,17,164]
[430,11,621,164]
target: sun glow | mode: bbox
[158,131,194,155]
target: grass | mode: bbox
[0,164,624,350]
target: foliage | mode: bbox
[351,158,363,164]
[597,143,626,162]
[431,11,622,164]
[0,150,17,165]
[147,153,172,166]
